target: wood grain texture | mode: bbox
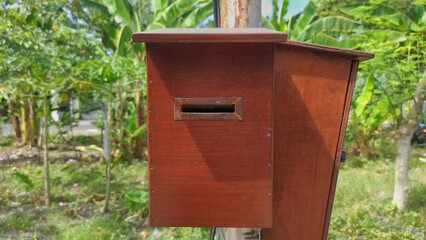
[321,60,359,239]
[133,28,287,43]
[147,43,274,227]
[262,43,355,239]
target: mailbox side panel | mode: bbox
[322,60,359,238]
[263,44,353,239]
[146,43,274,227]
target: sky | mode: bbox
[262,0,309,18]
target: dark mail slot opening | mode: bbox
[181,104,235,113]
[174,97,243,121]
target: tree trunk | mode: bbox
[22,98,32,146]
[103,102,112,212]
[29,96,39,147]
[72,96,81,121]
[217,0,262,239]
[393,133,411,209]
[133,79,145,160]
[43,98,51,207]
[393,80,426,209]
[116,83,128,160]
[21,97,39,147]
[8,102,23,145]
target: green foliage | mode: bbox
[124,189,148,215]
[263,1,424,158]
[82,0,212,59]
[147,227,210,240]
[2,147,424,239]
[263,0,362,47]
[355,75,374,117]
[59,216,132,240]
[339,3,423,32]
[73,135,101,145]
[0,0,102,97]
[3,214,33,230]
[0,136,13,147]
[11,170,34,191]
[324,0,426,156]
[331,204,425,239]
[0,157,213,239]
[265,0,289,32]
[407,183,426,212]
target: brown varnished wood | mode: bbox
[285,41,374,61]
[321,60,359,239]
[263,43,357,239]
[133,28,287,43]
[136,28,374,233]
[147,43,274,227]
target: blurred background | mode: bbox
[0,0,425,239]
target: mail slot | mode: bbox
[133,28,373,237]
[174,97,243,121]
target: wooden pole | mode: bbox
[217,1,262,239]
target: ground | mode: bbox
[0,135,208,239]
[0,135,425,239]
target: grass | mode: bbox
[329,158,426,240]
[0,135,425,239]
[58,215,132,240]
[2,214,33,230]
[0,158,210,239]
[0,135,12,148]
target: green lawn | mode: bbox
[0,154,424,239]
[0,160,208,239]
[329,158,426,239]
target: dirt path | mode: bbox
[0,143,102,165]
[1,120,100,137]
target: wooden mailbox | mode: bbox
[133,28,373,238]
[133,28,287,228]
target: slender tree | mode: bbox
[0,0,106,206]
[337,1,426,210]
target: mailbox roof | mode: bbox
[132,28,287,43]
[283,41,374,61]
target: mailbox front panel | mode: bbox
[146,43,274,227]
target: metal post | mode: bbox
[219,0,261,28]
[216,1,262,239]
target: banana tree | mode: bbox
[78,0,214,212]
[82,0,213,160]
[264,0,426,210]
[340,2,426,210]
[263,0,361,47]
[1,0,108,207]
